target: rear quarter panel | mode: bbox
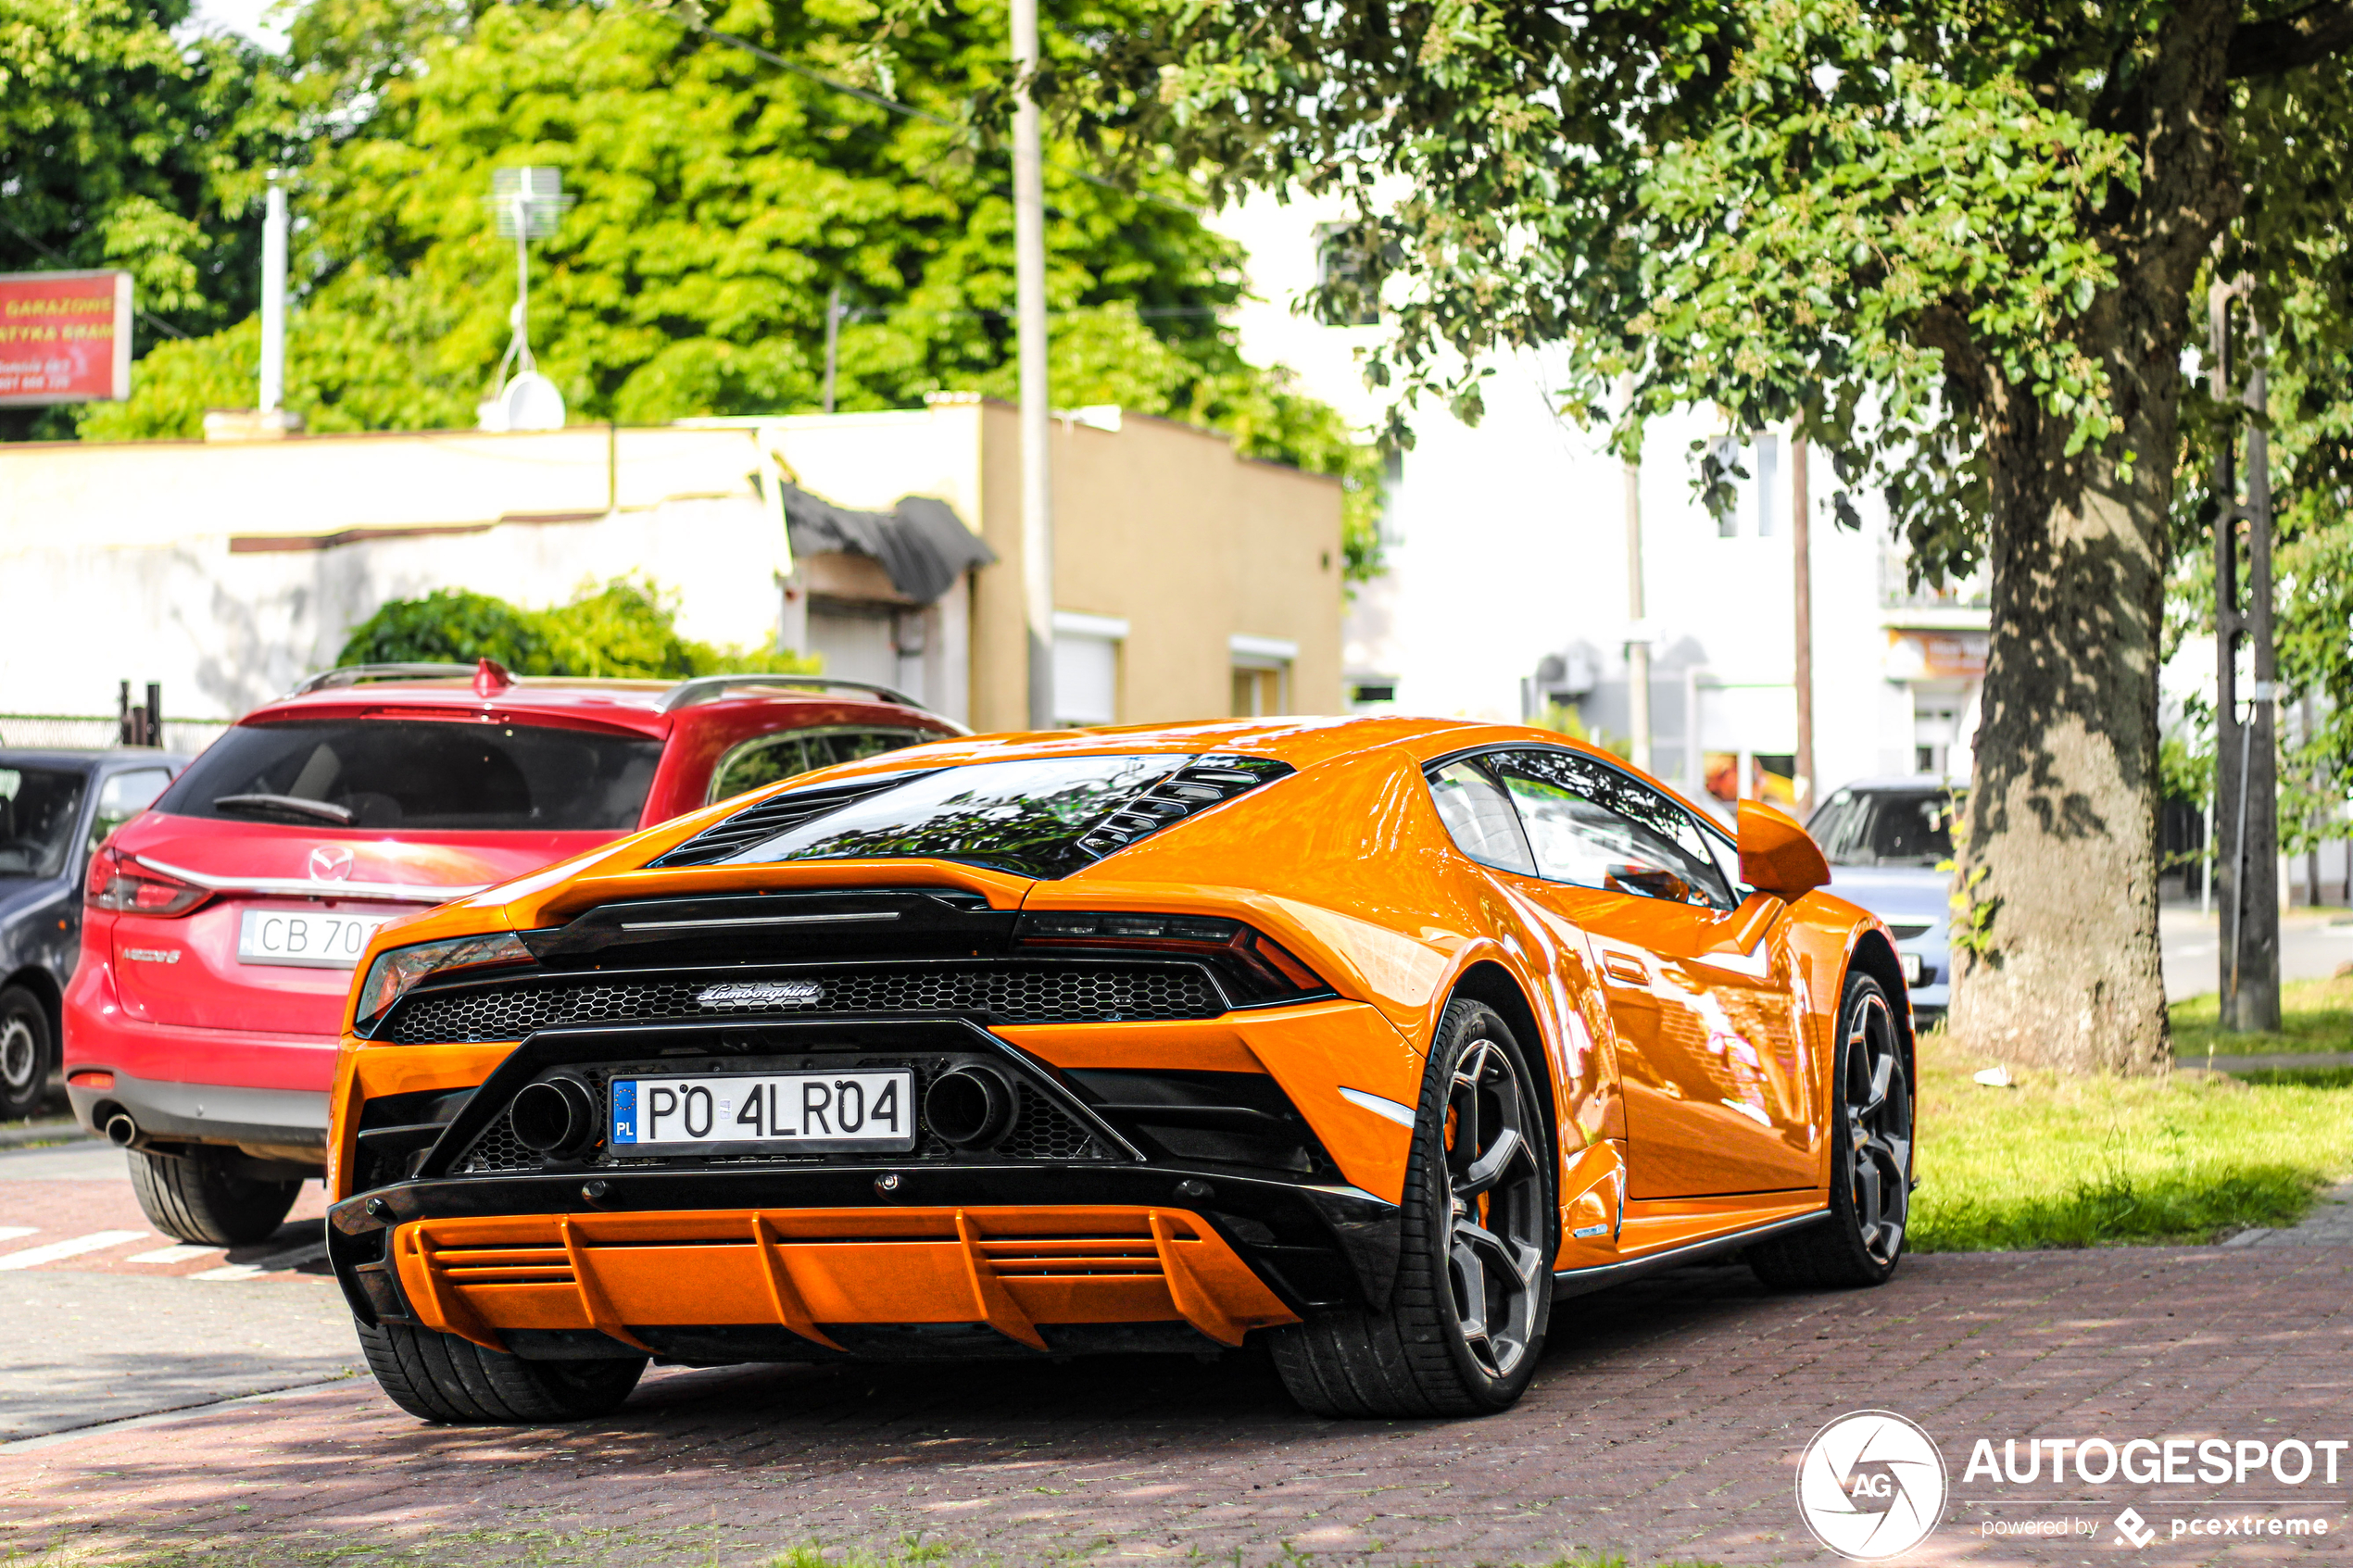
[1050,745,1616,1199]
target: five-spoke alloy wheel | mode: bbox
[1270,998,1555,1417]
[1440,1033,1550,1382]
[1749,971,1914,1289]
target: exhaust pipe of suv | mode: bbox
[104,1112,139,1148]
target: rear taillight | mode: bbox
[1015,910,1333,1006]
[85,846,210,918]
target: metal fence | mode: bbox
[0,715,234,754]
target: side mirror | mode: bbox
[1737,799,1831,899]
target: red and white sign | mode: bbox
[0,270,133,407]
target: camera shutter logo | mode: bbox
[1796,1410,1948,1560]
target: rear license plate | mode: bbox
[235,909,391,970]
[609,1070,916,1153]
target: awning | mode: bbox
[781,484,997,605]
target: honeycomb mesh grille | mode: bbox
[386,961,1224,1045]
[454,1055,1114,1173]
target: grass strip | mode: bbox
[2169,972,2353,1058]
[1910,1029,2353,1250]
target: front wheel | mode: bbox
[356,1318,646,1424]
[1269,997,1556,1417]
[128,1145,301,1247]
[0,986,54,1121]
[1748,971,1913,1289]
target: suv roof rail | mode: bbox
[656,673,943,718]
[289,663,477,696]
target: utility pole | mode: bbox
[2211,276,2280,1031]
[1624,452,1651,772]
[258,176,287,417]
[823,284,841,416]
[1011,0,1055,731]
[1792,433,1815,816]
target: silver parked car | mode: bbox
[1806,778,1962,1022]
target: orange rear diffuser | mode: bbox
[390,1204,1298,1355]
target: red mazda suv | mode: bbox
[63,662,959,1245]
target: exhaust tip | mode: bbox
[924,1065,1017,1149]
[104,1112,138,1148]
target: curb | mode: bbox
[0,1119,98,1151]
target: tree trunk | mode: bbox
[1950,389,2174,1073]
[1947,0,2241,1074]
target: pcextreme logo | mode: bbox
[1797,1410,1950,1560]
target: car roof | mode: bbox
[0,748,191,770]
[235,678,951,740]
[1821,776,1967,796]
[777,714,1655,784]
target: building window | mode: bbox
[1709,433,1781,537]
[1051,610,1126,727]
[1229,633,1298,719]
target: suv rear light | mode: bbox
[1015,910,1333,1006]
[85,847,210,918]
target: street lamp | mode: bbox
[478,166,573,433]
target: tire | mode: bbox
[128,1145,302,1247]
[0,985,53,1121]
[1269,998,1556,1418]
[355,1318,646,1424]
[1748,971,1913,1290]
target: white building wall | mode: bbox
[0,428,793,720]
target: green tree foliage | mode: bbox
[74,0,1385,578]
[1113,1,2353,1070]
[337,578,820,679]
[0,0,295,439]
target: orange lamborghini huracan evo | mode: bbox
[323,717,1916,1423]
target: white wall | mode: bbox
[0,429,792,719]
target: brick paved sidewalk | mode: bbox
[3,1247,2348,1568]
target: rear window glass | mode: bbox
[156,721,662,833]
[0,767,87,879]
[1838,790,1960,867]
[707,728,935,804]
[699,753,1290,879]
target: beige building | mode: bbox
[761,395,1344,732]
[0,395,1344,732]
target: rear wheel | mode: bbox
[0,986,53,1121]
[128,1145,301,1247]
[356,1318,646,1424]
[1269,998,1555,1417]
[1748,971,1913,1289]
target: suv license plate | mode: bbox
[235,909,391,970]
[610,1070,917,1153]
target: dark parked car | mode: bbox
[0,749,186,1119]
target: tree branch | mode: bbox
[2228,0,2353,76]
